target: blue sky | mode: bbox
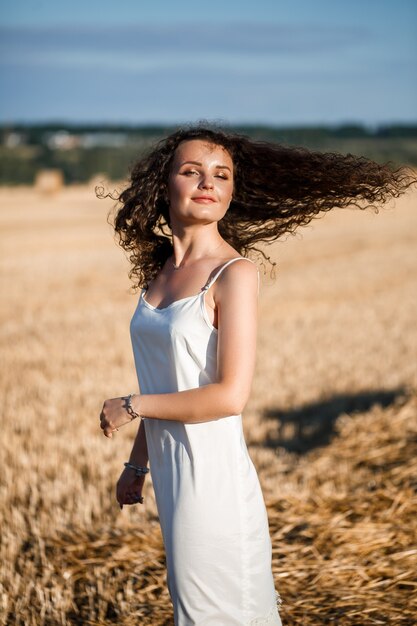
[0,0,416,126]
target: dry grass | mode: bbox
[0,181,416,625]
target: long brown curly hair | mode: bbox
[97,123,416,290]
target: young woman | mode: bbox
[99,125,415,625]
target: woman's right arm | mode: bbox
[116,418,149,509]
[128,418,149,466]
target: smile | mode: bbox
[192,197,216,203]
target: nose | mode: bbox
[199,174,214,190]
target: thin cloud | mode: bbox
[0,22,370,66]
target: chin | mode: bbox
[185,208,223,221]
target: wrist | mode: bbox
[123,393,141,421]
[130,393,142,416]
[124,461,149,476]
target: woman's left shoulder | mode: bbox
[227,256,259,276]
[217,257,259,293]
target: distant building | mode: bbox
[4,131,27,147]
[45,131,81,150]
[79,132,129,148]
[43,130,130,150]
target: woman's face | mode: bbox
[167,139,234,226]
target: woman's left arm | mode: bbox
[100,261,258,436]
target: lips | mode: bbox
[192,196,216,202]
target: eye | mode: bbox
[215,173,228,180]
[181,169,199,176]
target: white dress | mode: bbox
[130,257,282,626]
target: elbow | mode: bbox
[228,404,245,416]
[185,383,250,423]
[225,387,249,416]
[231,400,248,416]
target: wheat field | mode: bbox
[0,182,416,625]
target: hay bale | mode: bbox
[34,169,64,195]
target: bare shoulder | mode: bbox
[215,257,259,300]
[224,256,258,276]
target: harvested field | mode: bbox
[0,182,416,625]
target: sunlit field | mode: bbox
[1,182,416,625]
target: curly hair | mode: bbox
[96,123,417,290]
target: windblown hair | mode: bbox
[97,123,416,290]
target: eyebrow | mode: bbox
[179,160,232,172]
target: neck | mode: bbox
[170,223,224,268]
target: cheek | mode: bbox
[168,176,192,202]
[167,180,182,204]
[222,182,234,203]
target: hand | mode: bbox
[116,467,146,510]
[99,395,139,438]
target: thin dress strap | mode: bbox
[202,257,259,295]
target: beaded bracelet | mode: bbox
[124,394,141,421]
[124,462,149,476]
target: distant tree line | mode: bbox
[1,123,416,185]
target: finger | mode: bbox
[103,421,115,437]
[124,499,143,506]
[124,492,143,505]
[129,493,144,504]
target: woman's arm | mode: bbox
[100,261,259,435]
[116,418,149,509]
[128,418,149,465]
